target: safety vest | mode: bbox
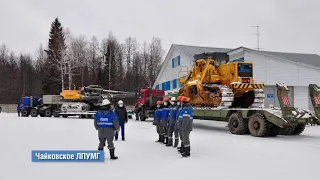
[95,110,115,128]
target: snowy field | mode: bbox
[1,113,320,180]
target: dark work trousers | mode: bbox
[115,123,125,140]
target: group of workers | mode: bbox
[153,96,193,158]
[93,95,193,160]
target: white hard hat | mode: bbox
[102,99,111,106]
[118,100,123,104]
[171,97,176,101]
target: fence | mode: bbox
[0,104,17,113]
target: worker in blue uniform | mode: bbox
[160,97,170,144]
[179,96,193,157]
[94,99,120,160]
[153,100,163,142]
[166,97,178,147]
[175,96,183,149]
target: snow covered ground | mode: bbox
[1,112,320,180]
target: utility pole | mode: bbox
[251,25,260,51]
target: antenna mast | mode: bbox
[251,26,260,51]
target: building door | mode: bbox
[294,86,308,110]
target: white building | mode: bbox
[153,44,320,111]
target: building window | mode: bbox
[172,79,177,89]
[156,84,160,90]
[162,82,166,90]
[171,55,180,68]
[166,81,171,90]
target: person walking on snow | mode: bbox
[166,97,178,147]
[153,100,163,142]
[179,96,193,157]
[160,97,170,144]
[94,99,120,160]
[114,100,128,141]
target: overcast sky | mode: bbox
[0,0,319,56]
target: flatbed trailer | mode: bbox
[192,83,320,137]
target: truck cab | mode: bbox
[135,88,165,121]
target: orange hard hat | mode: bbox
[181,96,190,102]
[163,97,169,102]
[156,100,162,105]
[177,96,182,101]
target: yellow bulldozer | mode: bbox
[178,52,265,108]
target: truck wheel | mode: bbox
[267,124,280,137]
[39,113,45,117]
[53,110,59,117]
[291,124,306,135]
[62,115,68,118]
[278,126,295,135]
[248,113,270,137]
[21,109,29,117]
[227,112,248,135]
[44,109,52,117]
[30,109,38,117]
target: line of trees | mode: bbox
[0,17,164,104]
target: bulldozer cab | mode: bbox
[237,62,253,78]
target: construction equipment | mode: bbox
[134,88,165,121]
[184,83,320,137]
[18,95,61,117]
[58,85,138,118]
[178,52,264,108]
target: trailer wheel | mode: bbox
[39,113,45,117]
[21,109,29,117]
[30,109,38,117]
[228,112,248,135]
[278,126,295,135]
[62,115,68,118]
[248,113,270,137]
[267,124,280,137]
[53,110,59,117]
[291,124,306,135]
[44,109,52,117]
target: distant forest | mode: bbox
[0,17,164,104]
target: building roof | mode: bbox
[260,50,320,67]
[173,44,232,61]
[174,44,320,67]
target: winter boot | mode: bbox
[181,146,190,157]
[98,147,103,151]
[156,135,161,142]
[173,139,179,148]
[166,138,173,147]
[160,135,165,143]
[178,144,185,154]
[122,136,125,141]
[109,148,118,160]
